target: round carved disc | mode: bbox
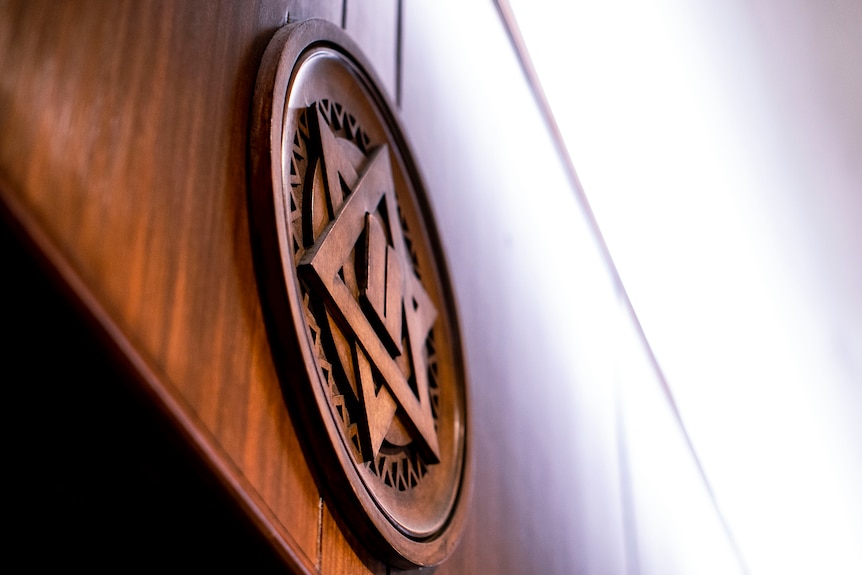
[248,20,470,567]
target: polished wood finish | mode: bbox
[0,1,351,572]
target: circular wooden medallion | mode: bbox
[248,20,469,567]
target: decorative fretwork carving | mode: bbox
[250,23,468,565]
[288,101,440,490]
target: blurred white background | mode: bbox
[507,1,862,573]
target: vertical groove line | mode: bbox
[317,497,324,572]
[395,0,403,108]
[341,0,347,29]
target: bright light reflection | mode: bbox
[508,0,862,573]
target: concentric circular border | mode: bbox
[247,19,471,568]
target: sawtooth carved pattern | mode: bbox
[287,99,440,492]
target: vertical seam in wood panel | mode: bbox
[395,0,403,109]
[317,497,324,572]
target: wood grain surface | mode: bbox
[0,1,385,573]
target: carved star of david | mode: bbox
[298,104,440,464]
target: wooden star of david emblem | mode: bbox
[298,104,440,464]
[248,19,469,568]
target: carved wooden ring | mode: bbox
[248,19,470,568]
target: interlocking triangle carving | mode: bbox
[298,104,439,463]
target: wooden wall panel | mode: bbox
[0,1,391,573]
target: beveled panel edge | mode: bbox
[0,175,316,575]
